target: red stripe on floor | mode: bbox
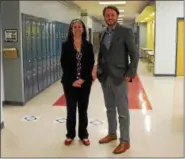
[53,75,152,110]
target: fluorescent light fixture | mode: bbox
[99,1,126,5]
[150,12,155,16]
[119,14,124,17]
[119,9,124,12]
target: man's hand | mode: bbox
[92,66,97,80]
[124,76,131,82]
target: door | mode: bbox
[176,18,184,76]
[88,28,92,42]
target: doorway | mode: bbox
[176,18,184,76]
[88,28,92,42]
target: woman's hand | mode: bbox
[72,81,81,87]
[72,79,84,87]
[76,79,84,85]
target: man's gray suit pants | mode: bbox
[101,77,130,143]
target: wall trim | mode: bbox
[154,74,176,77]
[1,122,4,129]
[3,101,25,106]
[175,17,184,76]
[153,1,156,76]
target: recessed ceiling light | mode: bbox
[99,1,126,5]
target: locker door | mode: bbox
[57,22,61,79]
[22,14,28,101]
[60,23,64,77]
[57,23,62,79]
[36,21,43,92]
[26,19,33,100]
[49,22,54,84]
[52,22,57,81]
[41,21,47,89]
[64,24,66,41]
[46,22,51,86]
[31,20,39,96]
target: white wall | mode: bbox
[93,19,103,31]
[0,15,4,124]
[154,1,183,75]
[87,16,93,29]
[19,1,81,24]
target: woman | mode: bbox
[60,19,95,146]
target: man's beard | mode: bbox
[106,20,116,27]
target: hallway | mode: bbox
[1,61,184,157]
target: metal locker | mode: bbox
[57,23,62,79]
[57,22,62,79]
[59,22,64,77]
[49,22,54,84]
[46,22,51,86]
[52,22,57,81]
[41,21,47,89]
[22,14,29,101]
[63,23,66,41]
[36,20,43,92]
[31,20,39,96]
[25,19,33,100]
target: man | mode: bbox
[96,5,139,154]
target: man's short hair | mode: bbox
[103,5,120,16]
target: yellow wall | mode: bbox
[146,20,155,50]
[176,18,184,76]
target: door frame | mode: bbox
[175,17,184,76]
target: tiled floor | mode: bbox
[1,61,184,157]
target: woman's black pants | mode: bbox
[63,84,91,140]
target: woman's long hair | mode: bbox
[67,19,87,42]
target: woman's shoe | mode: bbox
[64,138,73,145]
[82,139,90,146]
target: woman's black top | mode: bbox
[60,40,95,87]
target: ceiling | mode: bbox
[73,1,150,23]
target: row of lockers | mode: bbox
[22,13,69,101]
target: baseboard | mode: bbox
[3,101,25,106]
[153,74,176,77]
[1,122,4,129]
